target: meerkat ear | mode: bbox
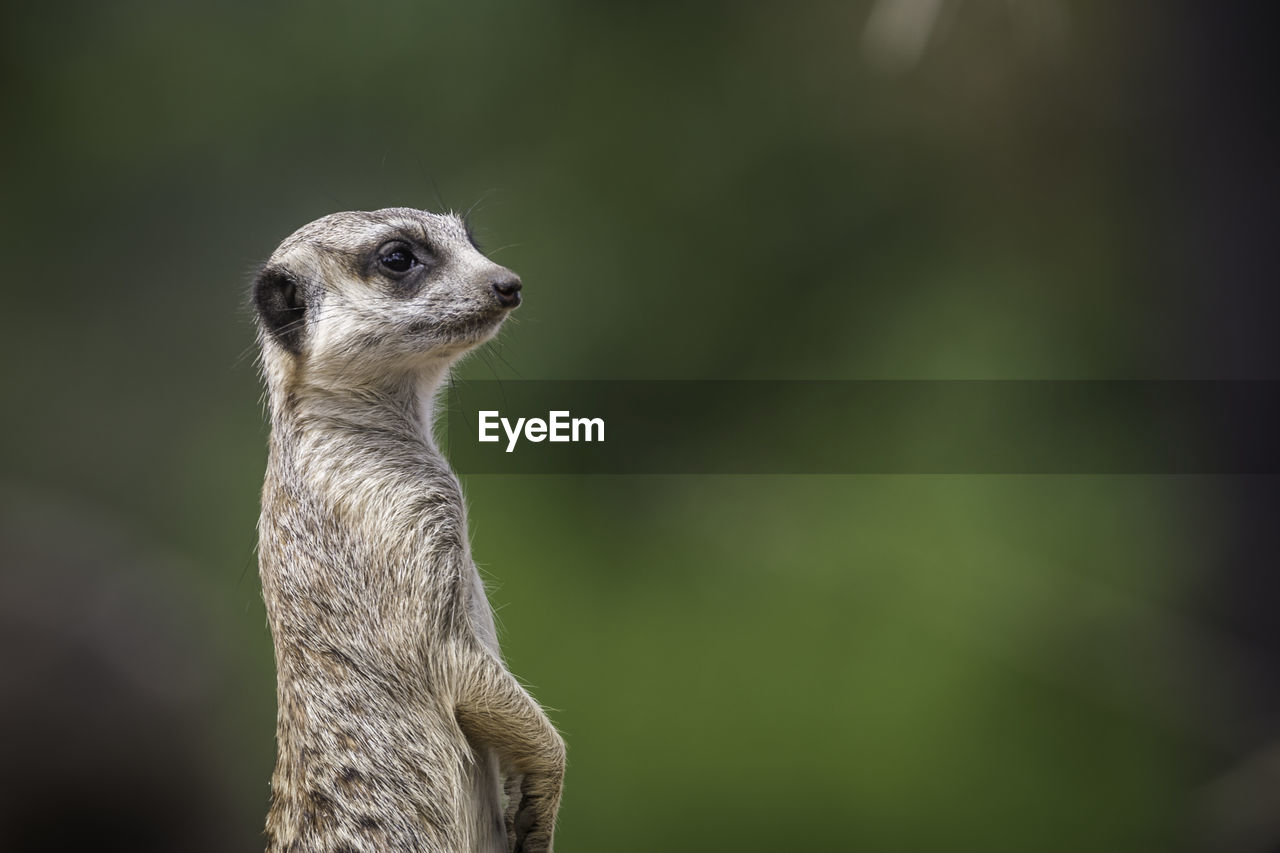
[253,266,308,355]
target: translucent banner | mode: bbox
[442,381,1280,474]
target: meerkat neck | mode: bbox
[266,363,470,559]
[278,365,447,471]
[289,367,439,441]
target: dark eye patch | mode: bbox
[378,243,419,274]
[370,237,438,297]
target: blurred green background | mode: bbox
[2,2,1277,851]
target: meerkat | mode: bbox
[251,208,564,853]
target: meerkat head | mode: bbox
[253,207,521,390]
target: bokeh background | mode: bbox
[2,2,1277,851]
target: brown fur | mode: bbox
[252,209,564,853]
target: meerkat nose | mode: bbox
[491,274,523,308]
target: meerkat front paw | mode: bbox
[510,788,557,853]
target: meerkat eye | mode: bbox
[379,245,418,274]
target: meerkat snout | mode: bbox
[491,272,522,308]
